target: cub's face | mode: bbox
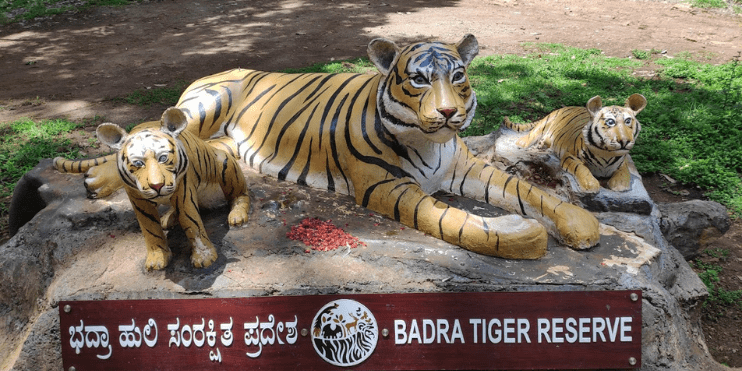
[584,94,647,154]
[119,131,182,200]
[369,35,479,143]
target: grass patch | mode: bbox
[282,58,376,74]
[466,44,742,214]
[119,81,190,107]
[0,118,84,211]
[0,0,140,24]
[690,0,729,8]
[692,249,742,315]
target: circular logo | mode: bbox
[311,299,379,367]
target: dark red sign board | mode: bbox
[60,291,641,370]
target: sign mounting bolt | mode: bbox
[629,357,637,366]
[630,293,638,302]
[382,328,389,338]
[69,367,76,371]
[63,305,71,313]
[301,328,308,337]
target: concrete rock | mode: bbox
[0,152,731,371]
[658,200,731,260]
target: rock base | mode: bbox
[0,153,730,370]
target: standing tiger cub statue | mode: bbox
[69,34,599,259]
[54,108,251,270]
[503,94,647,193]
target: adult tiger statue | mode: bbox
[74,34,599,259]
[54,108,251,270]
[503,94,647,193]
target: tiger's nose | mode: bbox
[151,183,164,192]
[437,107,457,119]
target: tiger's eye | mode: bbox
[158,154,168,163]
[605,118,616,127]
[624,118,632,125]
[412,75,428,85]
[133,160,145,168]
[452,71,465,82]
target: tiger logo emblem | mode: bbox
[311,299,378,367]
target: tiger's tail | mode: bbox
[53,154,116,173]
[502,117,539,132]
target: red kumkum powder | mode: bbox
[286,217,366,251]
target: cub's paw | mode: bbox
[228,195,251,227]
[607,176,631,192]
[554,203,600,250]
[145,247,173,271]
[577,176,601,194]
[190,238,218,268]
[84,162,124,198]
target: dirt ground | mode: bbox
[1,0,742,366]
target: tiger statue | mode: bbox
[503,94,647,193]
[70,34,599,259]
[53,107,251,270]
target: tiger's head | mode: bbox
[97,108,189,200]
[584,93,647,154]
[368,34,479,144]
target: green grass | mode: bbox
[120,81,190,107]
[0,0,139,24]
[690,0,729,8]
[692,250,742,313]
[466,44,742,214]
[0,118,83,203]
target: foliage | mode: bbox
[690,0,730,8]
[692,251,742,313]
[0,0,139,24]
[283,58,376,74]
[466,44,742,214]
[0,118,82,206]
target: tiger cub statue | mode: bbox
[54,108,251,270]
[503,94,647,193]
[70,34,599,259]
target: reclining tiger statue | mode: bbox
[65,34,599,259]
[503,94,647,193]
[54,108,251,270]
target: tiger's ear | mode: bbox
[96,123,128,150]
[160,107,188,137]
[456,34,479,67]
[586,95,603,117]
[367,38,400,76]
[625,93,647,115]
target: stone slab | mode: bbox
[0,157,730,371]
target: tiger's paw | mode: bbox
[190,238,218,268]
[607,173,632,192]
[554,203,600,250]
[145,247,173,271]
[84,162,124,198]
[228,195,251,227]
[576,176,600,194]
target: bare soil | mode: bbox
[1,0,741,366]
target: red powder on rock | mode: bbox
[286,217,366,251]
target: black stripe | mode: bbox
[278,102,322,181]
[361,178,398,208]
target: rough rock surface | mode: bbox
[0,146,730,370]
[658,200,731,260]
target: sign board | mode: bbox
[60,291,641,370]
